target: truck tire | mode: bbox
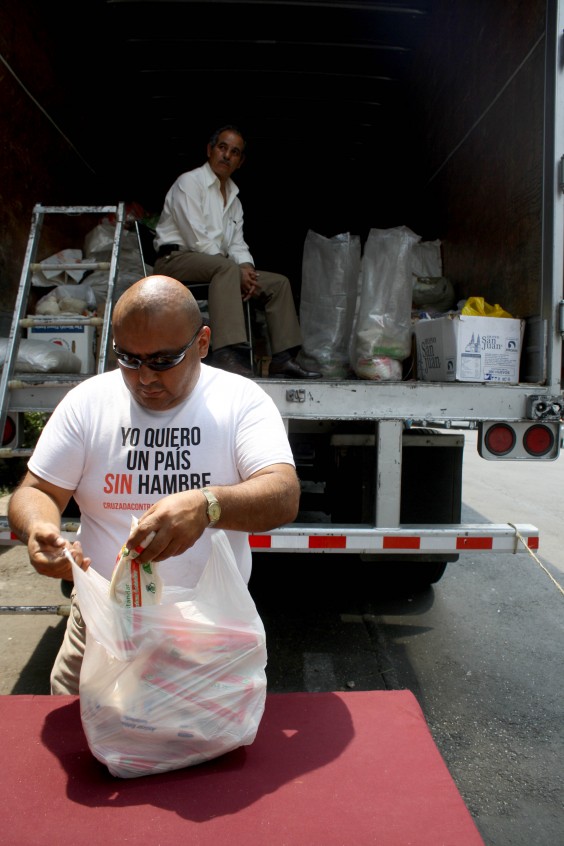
[393,561,448,589]
[360,555,452,591]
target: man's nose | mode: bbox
[138,363,159,382]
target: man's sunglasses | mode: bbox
[113,322,204,371]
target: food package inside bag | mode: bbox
[109,515,162,607]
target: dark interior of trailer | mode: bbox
[0,1,550,327]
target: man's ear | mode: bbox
[206,143,212,159]
[198,325,211,358]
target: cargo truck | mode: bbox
[0,0,562,588]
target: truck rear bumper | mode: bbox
[0,518,538,555]
[249,523,539,555]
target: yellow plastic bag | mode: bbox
[461,296,513,318]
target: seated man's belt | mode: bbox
[156,243,181,258]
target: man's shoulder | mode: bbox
[200,364,272,403]
[79,368,122,386]
[176,162,211,187]
[63,369,123,402]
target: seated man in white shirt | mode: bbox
[152,124,321,379]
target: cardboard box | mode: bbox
[26,322,97,374]
[414,314,523,383]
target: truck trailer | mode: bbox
[0,0,562,588]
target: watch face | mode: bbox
[208,502,221,522]
[203,489,221,525]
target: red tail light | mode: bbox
[484,424,516,456]
[479,421,560,460]
[523,424,554,457]
[2,415,16,447]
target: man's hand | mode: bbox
[8,472,89,580]
[27,523,90,580]
[239,263,262,301]
[126,491,209,564]
[127,464,300,565]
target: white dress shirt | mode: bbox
[154,162,255,266]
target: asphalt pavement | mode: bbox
[1,434,563,846]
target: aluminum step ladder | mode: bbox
[0,202,125,458]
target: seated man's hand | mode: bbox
[239,263,262,300]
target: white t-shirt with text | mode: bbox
[28,364,294,587]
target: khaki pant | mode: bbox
[153,251,302,353]
[50,588,85,695]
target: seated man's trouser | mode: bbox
[153,251,302,353]
[51,588,85,695]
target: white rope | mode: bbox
[509,523,564,597]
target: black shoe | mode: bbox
[211,347,254,378]
[268,357,322,379]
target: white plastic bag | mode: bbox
[298,230,361,378]
[410,238,442,279]
[410,239,456,313]
[354,356,403,381]
[31,249,88,287]
[73,531,267,778]
[84,220,147,311]
[0,338,82,373]
[353,226,420,379]
[35,283,97,316]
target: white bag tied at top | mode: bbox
[353,226,421,380]
[73,530,267,778]
[298,229,361,378]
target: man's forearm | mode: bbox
[8,481,85,580]
[211,465,300,533]
[8,485,63,543]
[122,464,300,566]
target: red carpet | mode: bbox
[2,691,484,845]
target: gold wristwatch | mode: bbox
[202,487,221,527]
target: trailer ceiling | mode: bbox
[3,0,436,274]
[110,3,428,154]
[64,1,432,208]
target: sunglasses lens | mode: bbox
[115,352,183,371]
[116,355,141,369]
[148,355,183,371]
